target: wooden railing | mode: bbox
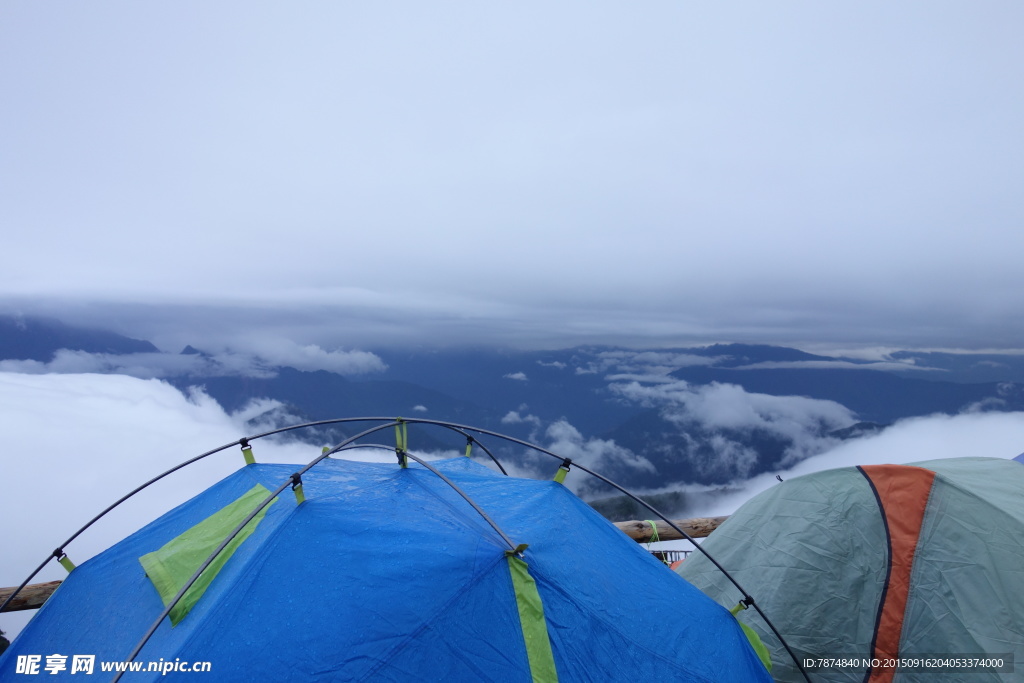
[614,515,727,542]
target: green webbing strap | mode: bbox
[464,438,473,458]
[553,458,571,484]
[291,474,306,504]
[730,601,772,672]
[395,418,408,468]
[139,484,276,625]
[240,439,255,465]
[57,553,76,573]
[644,520,670,564]
[507,555,558,683]
[321,446,330,455]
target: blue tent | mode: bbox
[2,457,770,681]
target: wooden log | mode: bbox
[615,516,728,543]
[0,581,61,612]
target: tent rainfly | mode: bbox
[2,455,771,681]
[678,456,1024,683]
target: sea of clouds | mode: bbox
[2,370,1023,638]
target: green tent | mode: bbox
[677,457,1024,682]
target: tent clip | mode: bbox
[730,596,755,615]
[290,473,306,504]
[504,542,529,559]
[733,598,757,618]
[554,458,572,484]
[464,436,474,458]
[395,418,408,468]
[53,548,75,573]
[240,438,255,465]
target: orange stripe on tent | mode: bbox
[857,464,936,683]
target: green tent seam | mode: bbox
[139,483,277,625]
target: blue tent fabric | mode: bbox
[1014,452,1024,463]
[2,458,770,681]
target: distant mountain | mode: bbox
[888,350,1024,383]
[683,343,837,366]
[376,347,640,437]
[0,315,157,360]
[7,317,1024,491]
[175,368,494,452]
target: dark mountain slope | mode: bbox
[684,343,837,366]
[174,368,493,450]
[376,347,641,437]
[0,316,157,360]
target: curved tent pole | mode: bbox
[0,440,240,616]
[444,426,508,475]
[0,417,510,616]
[376,418,811,681]
[0,417,431,614]
[567,461,811,683]
[7,416,805,681]
[113,422,523,679]
[111,421,402,682]
[316,447,515,543]
[285,417,809,680]
[402,451,519,552]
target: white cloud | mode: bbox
[705,434,759,479]
[536,360,566,369]
[570,350,723,382]
[701,410,1024,517]
[0,349,255,379]
[412,404,428,412]
[0,343,386,379]
[730,360,941,372]
[598,350,720,370]
[598,350,719,371]
[501,410,541,426]
[543,419,655,495]
[236,340,386,375]
[610,379,857,477]
[615,380,853,434]
[503,372,528,381]
[604,373,679,384]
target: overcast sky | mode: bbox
[2,2,1022,351]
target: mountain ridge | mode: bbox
[5,315,1024,489]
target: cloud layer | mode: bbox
[624,381,854,481]
[0,342,386,379]
[2,3,1023,350]
[699,410,1024,518]
[542,419,656,496]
